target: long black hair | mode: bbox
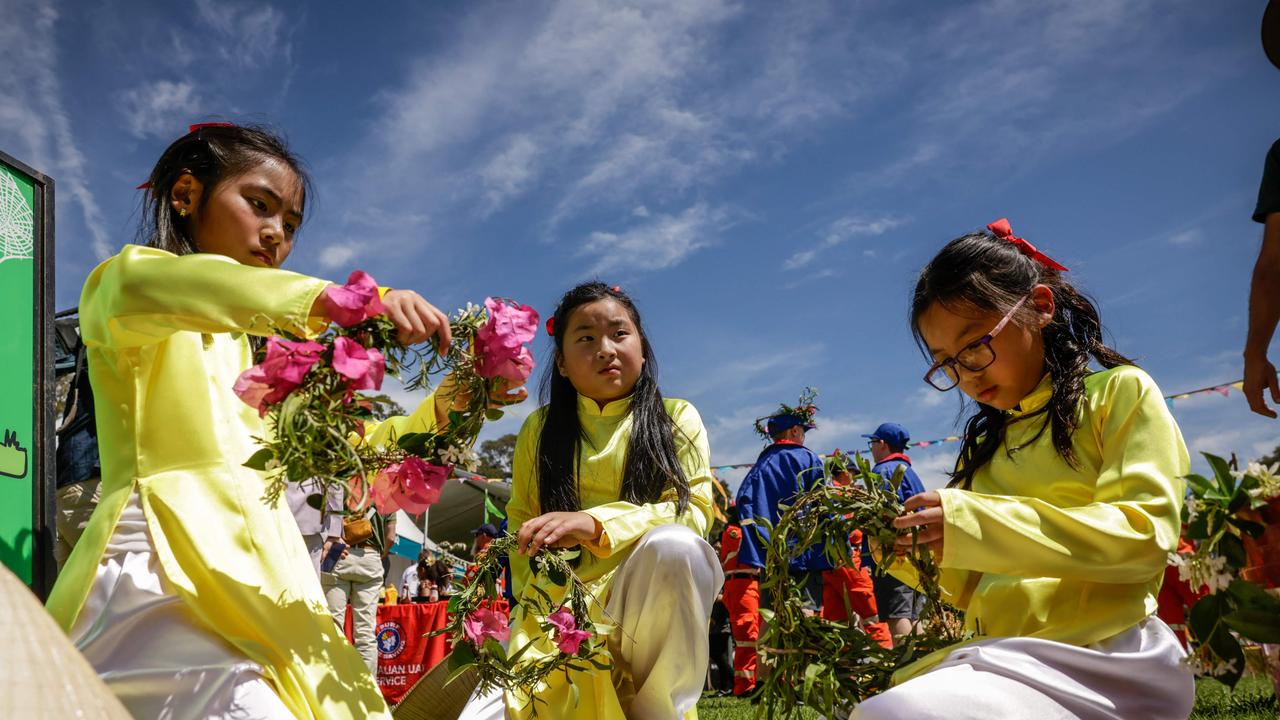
[910,230,1132,490]
[138,123,312,256]
[536,282,691,516]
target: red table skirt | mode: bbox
[343,600,508,704]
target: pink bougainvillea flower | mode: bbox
[462,607,510,646]
[232,337,325,416]
[332,336,385,391]
[370,456,450,514]
[321,270,386,327]
[475,297,539,383]
[546,607,592,655]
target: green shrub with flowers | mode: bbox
[1176,454,1280,688]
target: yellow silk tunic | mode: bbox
[45,245,391,719]
[890,365,1188,683]
[504,395,715,719]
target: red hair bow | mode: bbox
[986,218,1068,272]
[545,316,556,337]
[189,122,236,133]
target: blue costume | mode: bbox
[735,440,829,571]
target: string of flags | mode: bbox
[707,378,1247,472]
[438,379,1250,478]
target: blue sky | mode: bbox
[5,0,1280,490]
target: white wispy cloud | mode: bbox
[581,202,728,274]
[333,0,870,269]
[784,215,904,270]
[118,80,202,139]
[478,135,541,213]
[319,244,358,270]
[194,0,290,68]
[1168,228,1202,246]
[0,0,111,258]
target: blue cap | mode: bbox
[863,422,909,450]
[766,414,815,435]
[472,523,500,537]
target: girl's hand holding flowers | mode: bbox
[517,512,603,556]
[893,490,945,557]
[379,289,452,349]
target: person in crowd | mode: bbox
[459,282,721,720]
[708,586,734,696]
[401,550,429,602]
[472,523,500,557]
[861,423,926,639]
[322,509,396,674]
[853,219,1193,719]
[1244,138,1280,417]
[735,398,829,611]
[719,504,763,697]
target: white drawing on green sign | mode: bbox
[0,170,34,264]
[0,429,27,479]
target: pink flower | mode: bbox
[546,607,592,655]
[370,456,449,514]
[233,337,325,416]
[463,607,510,646]
[322,271,386,327]
[475,297,539,383]
[332,336,385,391]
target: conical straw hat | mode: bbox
[391,654,480,720]
[0,564,130,719]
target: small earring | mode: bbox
[178,207,188,217]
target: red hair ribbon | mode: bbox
[189,122,236,133]
[611,285,621,292]
[545,316,556,337]
[986,218,1068,272]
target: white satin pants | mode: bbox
[69,492,293,720]
[851,616,1195,720]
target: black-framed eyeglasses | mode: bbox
[867,438,882,448]
[923,296,1027,392]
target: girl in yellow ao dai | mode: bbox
[459,282,722,720]
[854,223,1194,720]
[46,124,455,720]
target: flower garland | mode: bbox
[235,272,538,516]
[755,453,965,717]
[432,535,611,715]
[1175,453,1280,686]
[753,386,820,439]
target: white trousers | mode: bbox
[459,524,723,719]
[69,492,294,720]
[851,616,1195,720]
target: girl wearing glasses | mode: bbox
[853,220,1193,720]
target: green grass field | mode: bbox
[694,677,1278,719]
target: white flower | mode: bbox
[1177,553,1233,594]
[438,445,463,465]
[1184,497,1203,523]
[1248,462,1280,500]
[457,446,481,472]
[437,444,479,471]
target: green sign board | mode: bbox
[0,150,54,594]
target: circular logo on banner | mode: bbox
[377,621,405,659]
